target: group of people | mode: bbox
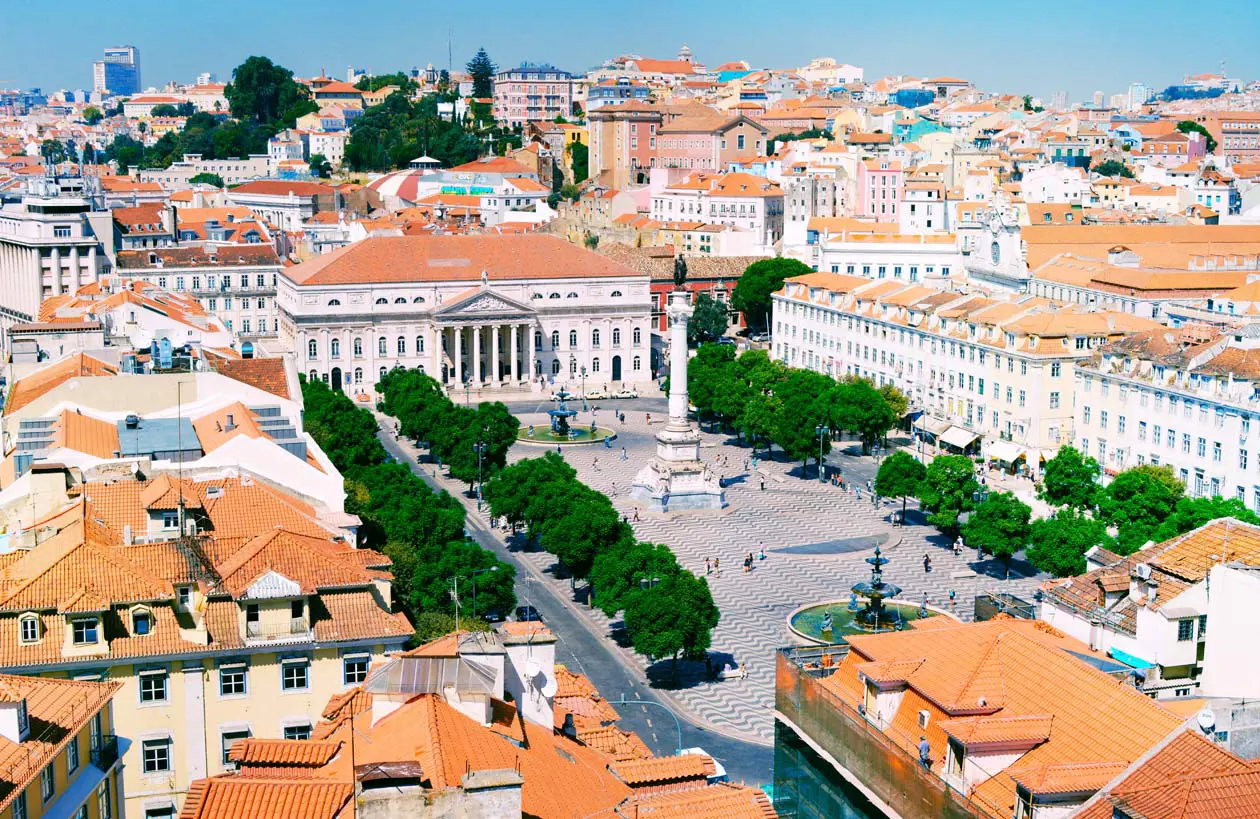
[704,544,768,577]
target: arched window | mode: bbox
[612,328,621,345]
[532,293,543,299]
[131,607,152,636]
[551,359,561,374]
[416,336,425,353]
[592,358,600,373]
[412,296,426,303]
[379,366,387,379]
[18,613,39,644]
[570,357,578,374]
[549,292,561,299]
[534,331,543,349]
[633,327,642,346]
[354,367,363,384]
[566,292,579,299]
[569,330,578,348]
[353,337,363,357]
[395,297,407,304]
[321,373,329,383]
[330,339,340,358]
[307,339,317,359]
[375,297,387,305]
[550,330,560,349]
[378,337,387,355]
[328,298,341,306]
[309,369,317,381]
[592,329,601,347]
[397,336,405,355]
[611,290,623,298]
[633,356,642,371]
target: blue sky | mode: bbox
[3,0,1258,101]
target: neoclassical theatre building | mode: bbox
[278,234,654,396]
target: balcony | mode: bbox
[245,616,313,646]
[91,734,120,770]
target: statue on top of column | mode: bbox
[673,256,688,292]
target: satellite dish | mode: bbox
[540,675,558,698]
[524,659,541,679]
[1198,707,1216,734]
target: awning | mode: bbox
[1107,647,1154,670]
[986,440,1025,463]
[940,426,980,450]
[914,417,951,436]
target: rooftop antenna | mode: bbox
[448,29,453,77]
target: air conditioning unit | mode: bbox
[1133,563,1152,580]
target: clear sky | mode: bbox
[3,0,1257,102]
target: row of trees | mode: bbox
[300,376,517,635]
[875,443,1260,580]
[688,345,905,470]
[342,90,520,171]
[482,453,719,677]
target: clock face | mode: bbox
[990,241,1001,265]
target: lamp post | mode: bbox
[815,424,828,483]
[580,365,588,411]
[612,696,684,755]
[471,565,498,619]
[472,440,487,510]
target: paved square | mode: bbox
[504,407,1048,743]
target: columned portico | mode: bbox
[438,321,536,389]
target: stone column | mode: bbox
[453,326,464,385]
[526,325,537,381]
[510,324,520,382]
[430,325,441,380]
[472,325,483,383]
[666,291,694,428]
[50,247,62,295]
[68,247,80,295]
[491,325,501,385]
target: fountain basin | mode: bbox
[516,426,616,445]
[787,600,946,644]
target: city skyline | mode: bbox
[2,0,1258,101]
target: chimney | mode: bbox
[561,712,578,741]
[225,413,236,431]
[123,524,132,545]
[0,697,30,744]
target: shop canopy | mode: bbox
[986,440,1026,463]
[940,426,980,450]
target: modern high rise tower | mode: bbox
[91,45,141,96]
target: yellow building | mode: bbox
[0,469,412,819]
[0,673,122,819]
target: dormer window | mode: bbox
[177,586,191,610]
[72,618,99,645]
[132,608,152,636]
[16,700,28,738]
[18,614,39,644]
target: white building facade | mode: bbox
[278,235,654,398]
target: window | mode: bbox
[220,662,247,696]
[1083,407,1091,424]
[1177,619,1194,641]
[612,328,621,346]
[354,367,362,383]
[72,618,98,645]
[1198,614,1208,639]
[343,653,369,685]
[610,290,622,298]
[139,669,168,703]
[394,297,407,304]
[569,330,578,348]
[12,793,26,819]
[282,658,310,691]
[67,733,80,774]
[96,779,112,819]
[1050,362,1061,377]
[633,328,642,346]
[329,339,340,359]
[328,298,341,306]
[592,329,601,348]
[19,615,38,644]
[143,738,171,772]
[377,337,387,355]
[221,729,250,765]
[416,335,424,354]
[40,767,54,802]
[284,724,312,741]
[17,700,27,736]
[54,225,72,238]
[397,336,406,355]
[307,339,317,359]
[592,358,600,373]
[133,609,152,636]
[550,330,560,349]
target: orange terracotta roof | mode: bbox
[230,738,342,767]
[591,782,777,819]
[180,779,352,819]
[229,180,336,197]
[5,353,118,414]
[204,356,291,400]
[609,754,714,786]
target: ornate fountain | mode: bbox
[548,390,578,437]
[849,545,904,631]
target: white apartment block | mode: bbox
[798,219,964,285]
[771,273,1159,473]
[134,153,271,188]
[650,172,784,256]
[1074,323,1260,505]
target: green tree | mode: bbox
[1091,158,1134,179]
[343,92,481,171]
[355,72,419,95]
[150,103,180,117]
[688,293,730,345]
[188,172,225,188]
[1175,120,1218,153]
[623,571,719,680]
[396,537,516,618]
[559,182,581,201]
[567,141,589,183]
[483,453,575,532]
[731,258,812,330]
[224,56,317,130]
[876,451,926,519]
[309,153,333,178]
[82,106,103,124]
[771,369,834,474]
[878,383,909,420]
[1027,510,1113,577]
[1039,446,1101,511]
[466,48,497,99]
[40,140,66,165]
[536,482,629,579]
[962,491,1032,578]
[1152,496,1260,543]
[827,377,896,454]
[917,455,979,534]
[740,392,781,453]
[589,541,680,617]
[687,342,737,417]
[583,233,600,250]
[1099,464,1184,553]
[104,133,146,172]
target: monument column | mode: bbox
[665,291,693,431]
[510,324,520,382]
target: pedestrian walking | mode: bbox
[556,444,562,456]
[743,457,750,472]
[758,542,766,561]
[919,736,932,771]
[620,446,628,461]
[759,476,766,491]
[633,508,640,522]
[923,554,932,573]
[646,412,652,426]
[949,589,956,610]
[714,557,720,575]
[866,479,873,493]
[593,457,600,471]
[705,557,712,575]
[856,487,862,501]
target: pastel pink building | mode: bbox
[1133,131,1207,168]
[858,159,904,221]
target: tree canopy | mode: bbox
[466,48,497,99]
[1039,446,1100,511]
[355,72,419,95]
[731,258,811,330]
[1098,464,1183,553]
[567,141,589,183]
[342,92,517,172]
[1175,120,1218,153]
[82,106,103,124]
[623,572,719,679]
[962,491,1032,577]
[224,56,317,129]
[1152,495,1260,543]
[188,172,224,188]
[876,451,926,517]
[688,294,729,345]
[917,455,979,534]
[1027,510,1112,577]
[826,377,897,453]
[588,541,680,618]
[771,369,834,472]
[308,153,332,178]
[1092,158,1135,179]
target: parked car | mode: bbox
[613,388,638,399]
[749,331,771,343]
[716,336,737,346]
[548,390,573,401]
[585,388,611,400]
[515,605,543,622]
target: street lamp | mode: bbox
[472,440,487,510]
[471,565,498,619]
[815,424,828,483]
[580,366,588,411]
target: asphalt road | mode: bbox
[376,420,774,786]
